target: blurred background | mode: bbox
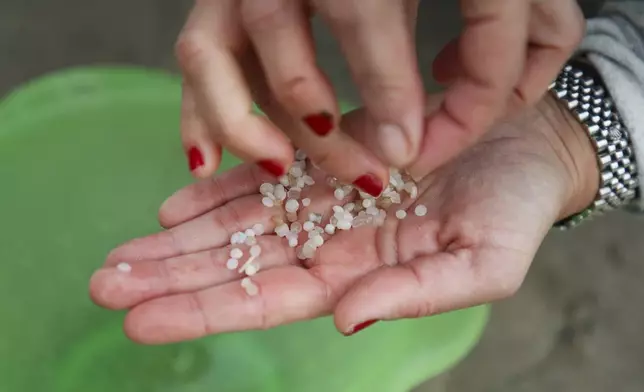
[1,0,644,391]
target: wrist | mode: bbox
[535,94,600,221]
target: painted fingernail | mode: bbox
[188,147,204,171]
[345,319,379,336]
[353,173,384,197]
[303,111,334,136]
[377,123,412,167]
[258,160,285,177]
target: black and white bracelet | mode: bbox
[548,59,639,229]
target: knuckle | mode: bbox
[175,33,207,73]
[241,0,289,31]
[272,75,316,107]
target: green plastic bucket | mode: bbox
[0,67,489,392]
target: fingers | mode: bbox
[159,164,271,228]
[421,0,529,171]
[315,0,425,168]
[177,0,293,178]
[511,0,584,109]
[123,266,332,344]
[107,194,277,265]
[334,247,530,335]
[239,7,388,197]
[181,83,222,178]
[91,236,297,310]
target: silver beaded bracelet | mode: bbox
[548,60,639,229]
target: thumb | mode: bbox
[333,248,526,336]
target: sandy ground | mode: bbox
[2,1,643,390]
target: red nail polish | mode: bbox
[258,160,285,177]
[345,319,379,336]
[353,173,384,197]
[303,112,334,136]
[188,147,204,171]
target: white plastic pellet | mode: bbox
[396,210,407,219]
[230,248,243,259]
[117,262,132,273]
[226,258,239,270]
[285,199,299,213]
[302,198,311,207]
[334,188,345,200]
[259,183,274,195]
[311,235,324,247]
[279,175,289,186]
[303,175,315,186]
[262,197,274,207]
[362,199,373,208]
[291,222,302,233]
[252,223,265,236]
[274,185,287,200]
[289,166,303,177]
[333,205,344,214]
[245,236,257,246]
[241,277,252,287]
[275,223,290,237]
[245,263,259,276]
[344,203,355,212]
[245,284,259,296]
[295,149,307,160]
[288,236,299,248]
[250,245,262,257]
[303,221,315,232]
[414,205,427,217]
[366,206,379,216]
[337,220,351,230]
[302,244,315,258]
[325,224,336,235]
[245,229,256,237]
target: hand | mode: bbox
[424,0,585,172]
[177,0,425,197]
[89,94,598,344]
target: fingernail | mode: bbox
[258,160,285,177]
[345,319,379,336]
[353,173,384,197]
[188,147,204,172]
[303,111,334,136]
[377,123,412,167]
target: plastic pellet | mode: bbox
[311,235,324,247]
[230,248,243,259]
[259,183,274,195]
[289,166,303,177]
[117,262,132,273]
[362,199,373,208]
[262,197,274,208]
[245,284,259,296]
[241,277,252,287]
[295,149,307,160]
[302,198,311,207]
[226,258,239,270]
[334,188,345,200]
[303,175,315,185]
[344,203,355,212]
[245,263,259,276]
[325,224,336,235]
[245,236,257,246]
[396,210,407,219]
[274,185,287,200]
[285,199,299,213]
[337,220,351,230]
[414,205,427,217]
[275,224,290,237]
[250,245,262,257]
[245,229,256,237]
[288,188,302,199]
[303,221,315,231]
[288,236,298,248]
[252,223,265,236]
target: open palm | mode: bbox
[90,97,574,344]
